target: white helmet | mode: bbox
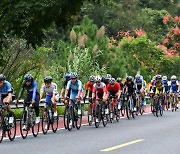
[162,76,167,81]
[89,75,95,82]
[171,75,176,80]
[109,78,115,85]
[95,76,101,82]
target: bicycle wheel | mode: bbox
[102,106,107,127]
[94,105,101,128]
[8,112,16,141]
[88,104,93,126]
[109,111,114,123]
[75,109,82,130]
[160,106,163,116]
[120,105,125,117]
[115,106,120,122]
[42,109,49,135]
[64,105,68,129]
[139,105,144,115]
[52,114,59,133]
[20,111,28,139]
[32,111,40,137]
[67,106,73,131]
[125,103,130,119]
[0,113,4,143]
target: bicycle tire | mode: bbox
[75,110,82,130]
[115,106,120,122]
[32,111,40,137]
[94,105,101,128]
[42,109,49,135]
[0,113,4,143]
[64,105,68,129]
[52,114,59,133]
[88,104,93,126]
[102,106,107,127]
[8,112,16,141]
[67,106,73,131]
[20,111,28,139]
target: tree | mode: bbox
[0,0,84,47]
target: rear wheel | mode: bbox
[20,111,28,139]
[42,110,49,135]
[75,110,82,130]
[32,111,40,137]
[8,112,16,141]
[52,114,59,133]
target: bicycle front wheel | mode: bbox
[42,110,49,135]
[75,110,82,130]
[0,113,4,143]
[67,106,73,131]
[64,106,68,129]
[8,112,16,141]
[52,114,59,133]
[20,111,28,139]
[32,111,40,137]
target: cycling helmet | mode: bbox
[44,76,53,83]
[126,76,133,81]
[0,74,6,82]
[156,74,162,80]
[152,75,156,81]
[109,78,115,85]
[95,76,101,82]
[116,77,122,83]
[135,74,141,80]
[106,74,112,79]
[162,76,167,81]
[89,75,95,82]
[65,72,71,81]
[70,72,78,78]
[24,74,33,82]
[171,75,176,80]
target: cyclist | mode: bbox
[107,78,121,118]
[134,74,145,112]
[59,72,71,99]
[92,76,108,114]
[102,74,112,86]
[124,76,136,111]
[84,75,95,99]
[169,75,179,109]
[40,76,59,117]
[162,76,170,109]
[116,77,124,90]
[64,72,82,114]
[84,75,95,122]
[0,74,14,124]
[16,74,40,129]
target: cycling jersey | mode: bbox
[18,81,38,101]
[66,80,82,102]
[85,81,94,92]
[153,81,164,94]
[169,80,179,92]
[107,82,120,93]
[134,79,144,91]
[0,81,13,94]
[93,82,107,93]
[124,81,135,94]
[40,82,58,96]
[162,80,169,92]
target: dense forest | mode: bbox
[0,0,179,93]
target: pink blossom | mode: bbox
[172,16,180,23]
[163,39,169,44]
[135,28,146,37]
[163,14,171,24]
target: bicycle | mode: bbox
[153,94,163,117]
[0,103,16,143]
[20,102,40,139]
[64,97,82,131]
[41,102,59,134]
[136,92,146,115]
[93,98,108,128]
[108,96,120,123]
[171,92,177,112]
[125,93,135,119]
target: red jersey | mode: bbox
[85,81,94,92]
[93,82,107,93]
[107,82,120,92]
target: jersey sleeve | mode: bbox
[6,81,13,93]
[85,82,89,91]
[40,84,45,93]
[32,82,38,101]
[53,83,58,94]
[116,83,120,90]
[66,81,71,90]
[78,80,82,91]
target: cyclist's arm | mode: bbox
[17,84,25,100]
[77,80,82,98]
[65,81,71,98]
[40,84,45,100]
[32,82,38,102]
[60,80,66,98]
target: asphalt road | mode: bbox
[1,108,180,154]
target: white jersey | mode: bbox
[40,82,58,96]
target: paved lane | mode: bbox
[0,108,180,154]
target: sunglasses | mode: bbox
[71,78,76,80]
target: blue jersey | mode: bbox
[18,81,38,101]
[66,80,82,93]
[0,81,12,94]
[162,80,169,92]
[169,80,179,92]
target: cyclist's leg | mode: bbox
[34,94,40,117]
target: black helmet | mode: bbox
[44,76,53,83]
[116,77,122,83]
[0,74,6,82]
[156,74,162,80]
[126,76,133,81]
[24,74,33,82]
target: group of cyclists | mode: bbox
[0,72,179,141]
